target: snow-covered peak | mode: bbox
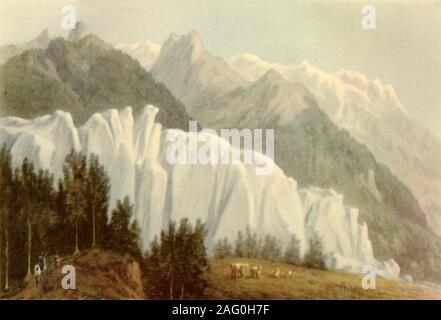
[333,69,407,115]
[115,40,161,70]
[226,53,288,82]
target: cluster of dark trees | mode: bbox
[142,218,208,300]
[213,226,327,270]
[0,146,141,291]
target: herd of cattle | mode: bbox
[230,263,297,280]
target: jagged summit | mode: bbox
[151,31,247,108]
[161,31,204,64]
[32,28,57,46]
[257,68,287,85]
[67,21,91,42]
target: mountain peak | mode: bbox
[67,21,90,42]
[36,28,57,42]
[162,31,204,63]
[25,28,57,49]
[258,68,286,85]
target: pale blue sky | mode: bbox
[1,0,440,138]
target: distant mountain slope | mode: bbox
[0,24,191,129]
[194,69,311,128]
[227,54,441,237]
[0,28,57,65]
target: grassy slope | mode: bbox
[4,253,440,300]
[204,257,441,300]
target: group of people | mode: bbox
[33,252,61,285]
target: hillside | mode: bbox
[6,253,439,300]
[0,28,191,129]
[8,249,145,300]
[204,257,441,300]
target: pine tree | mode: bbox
[85,154,109,248]
[108,196,140,258]
[222,238,233,257]
[127,220,142,259]
[19,158,38,278]
[63,150,87,255]
[144,236,169,298]
[234,230,245,257]
[50,180,70,255]
[213,237,233,258]
[244,226,259,258]
[161,220,177,299]
[304,231,326,270]
[284,235,301,265]
[183,219,208,298]
[260,234,281,261]
[33,168,55,262]
[0,146,13,290]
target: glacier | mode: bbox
[0,105,400,278]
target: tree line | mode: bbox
[213,226,327,270]
[0,146,141,291]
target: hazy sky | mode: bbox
[1,0,440,138]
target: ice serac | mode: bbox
[0,107,400,278]
[0,111,80,179]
